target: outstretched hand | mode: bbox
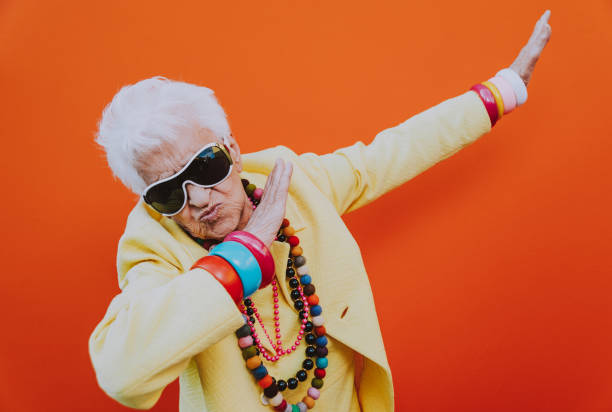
[510,10,552,87]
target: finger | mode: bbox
[263,159,285,203]
[260,159,283,202]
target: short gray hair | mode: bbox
[95,76,231,195]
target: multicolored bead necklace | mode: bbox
[232,178,328,411]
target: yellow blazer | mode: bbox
[88,90,492,411]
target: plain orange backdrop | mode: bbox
[1,1,611,411]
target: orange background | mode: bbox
[1,1,611,411]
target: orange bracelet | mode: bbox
[191,255,244,304]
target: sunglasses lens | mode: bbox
[186,146,232,185]
[145,180,185,215]
[143,144,233,215]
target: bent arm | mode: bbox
[88,259,244,409]
[297,90,492,215]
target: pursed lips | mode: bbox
[199,203,221,222]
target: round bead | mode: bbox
[274,399,288,411]
[294,300,304,310]
[283,226,295,236]
[287,378,298,389]
[311,378,324,389]
[315,335,327,347]
[242,346,259,360]
[287,258,293,266]
[297,402,308,412]
[315,346,328,358]
[290,289,301,300]
[244,298,252,306]
[268,392,283,406]
[284,404,293,412]
[298,310,308,319]
[305,334,316,344]
[314,326,326,336]
[310,305,322,316]
[305,346,316,357]
[296,265,309,276]
[281,218,290,228]
[264,382,279,398]
[238,335,253,348]
[306,294,319,306]
[304,321,314,332]
[246,356,262,369]
[300,275,312,285]
[292,405,300,412]
[277,379,288,391]
[311,315,324,327]
[251,365,268,380]
[246,307,254,316]
[258,374,274,388]
[257,375,274,389]
[286,268,295,277]
[314,368,326,379]
[302,284,315,296]
[235,324,251,338]
[289,278,299,289]
[290,246,303,256]
[278,234,287,242]
[294,255,306,267]
[296,369,307,381]
[307,387,320,400]
[253,187,263,200]
[288,236,300,247]
[245,183,256,196]
[316,358,328,369]
[302,396,315,408]
[302,358,314,370]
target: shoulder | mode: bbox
[116,199,182,287]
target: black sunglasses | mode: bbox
[142,142,233,216]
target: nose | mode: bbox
[185,183,211,209]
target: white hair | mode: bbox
[94,75,231,195]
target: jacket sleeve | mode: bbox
[88,228,245,409]
[296,90,492,215]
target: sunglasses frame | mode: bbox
[142,141,234,216]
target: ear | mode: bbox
[223,133,242,173]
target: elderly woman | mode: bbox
[88,11,551,412]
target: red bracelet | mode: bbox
[191,255,244,304]
[470,83,499,127]
[224,231,275,288]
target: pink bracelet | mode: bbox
[470,83,499,127]
[488,76,517,114]
[224,231,275,288]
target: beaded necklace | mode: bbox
[195,178,328,411]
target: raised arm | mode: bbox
[297,10,551,216]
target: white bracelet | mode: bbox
[495,68,528,107]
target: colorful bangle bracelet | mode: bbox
[470,83,499,127]
[482,80,504,120]
[488,75,516,114]
[224,231,275,289]
[496,68,528,106]
[209,241,262,297]
[191,255,244,304]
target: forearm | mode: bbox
[88,266,244,409]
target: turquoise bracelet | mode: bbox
[209,241,262,297]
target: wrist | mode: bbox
[224,230,276,288]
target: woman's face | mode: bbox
[138,128,252,241]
